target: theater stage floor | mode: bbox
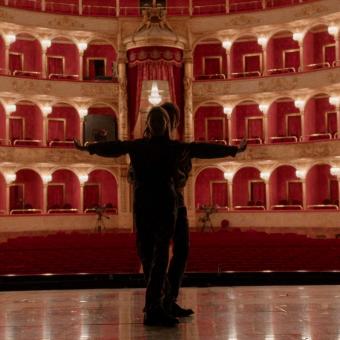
[0,285,339,339]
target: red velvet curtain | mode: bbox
[9,117,24,141]
[287,115,301,137]
[206,118,224,140]
[47,185,64,209]
[9,53,23,74]
[250,181,265,205]
[48,119,65,141]
[47,57,64,76]
[326,111,337,134]
[204,57,221,75]
[247,117,263,139]
[211,182,228,207]
[244,55,261,73]
[287,181,303,204]
[283,50,300,70]
[84,184,100,209]
[127,47,183,138]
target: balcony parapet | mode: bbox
[0,75,118,104]
[193,67,340,105]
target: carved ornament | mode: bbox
[11,79,52,95]
[293,4,328,18]
[225,15,261,28]
[47,16,85,29]
[258,77,298,93]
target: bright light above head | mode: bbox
[295,169,306,180]
[78,174,89,184]
[77,41,88,53]
[5,103,16,114]
[42,105,52,116]
[78,107,88,119]
[330,167,340,177]
[292,32,303,43]
[41,39,51,50]
[294,99,305,110]
[257,35,268,47]
[223,171,234,181]
[260,171,270,181]
[42,174,52,184]
[148,81,162,106]
[223,106,233,118]
[329,96,340,107]
[328,25,339,37]
[259,103,269,113]
[222,39,232,50]
[4,173,16,184]
[5,33,16,45]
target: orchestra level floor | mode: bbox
[0,285,339,339]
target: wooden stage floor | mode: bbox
[0,285,339,339]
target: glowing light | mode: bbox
[148,81,162,106]
[260,171,270,181]
[223,106,233,118]
[328,25,339,37]
[259,103,269,113]
[294,99,305,110]
[295,169,307,179]
[78,107,88,119]
[257,35,268,47]
[292,32,304,43]
[41,39,51,50]
[222,39,232,50]
[78,174,89,184]
[42,105,52,116]
[5,104,16,114]
[77,42,88,53]
[223,171,234,181]
[4,33,16,45]
[329,96,340,107]
[42,174,52,184]
[4,173,16,184]
[330,167,340,177]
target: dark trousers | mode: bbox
[167,206,190,301]
[134,185,177,311]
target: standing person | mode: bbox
[75,106,247,327]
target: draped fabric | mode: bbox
[47,184,64,209]
[324,45,335,65]
[287,115,301,137]
[47,56,64,76]
[9,117,24,141]
[9,53,23,74]
[48,119,65,142]
[247,117,263,139]
[250,181,265,205]
[211,182,228,207]
[9,184,24,211]
[84,184,100,209]
[127,47,183,138]
[244,54,261,73]
[204,57,221,75]
[206,118,225,140]
[326,111,337,135]
[287,181,303,204]
[283,50,300,71]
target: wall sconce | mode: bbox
[4,33,16,45]
[223,106,233,118]
[260,171,270,181]
[77,41,88,53]
[223,171,234,181]
[4,173,16,184]
[257,35,268,48]
[295,169,307,180]
[259,103,269,114]
[222,39,232,51]
[5,104,16,114]
[78,174,89,185]
[330,167,340,177]
[294,99,305,111]
[42,174,52,184]
[148,81,162,106]
[328,25,339,37]
[329,96,340,107]
[41,39,51,50]
[78,107,88,119]
[42,105,52,117]
[292,32,304,43]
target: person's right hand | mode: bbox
[74,138,87,151]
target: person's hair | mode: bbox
[144,106,170,138]
[161,102,180,130]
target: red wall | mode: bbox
[52,170,80,210]
[233,167,260,206]
[49,106,80,140]
[0,174,6,212]
[84,44,117,77]
[313,31,334,64]
[15,169,43,209]
[0,37,5,70]
[303,31,314,67]
[47,42,79,75]
[10,38,42,72]
[232,103,261,139]
[88,170,118,208]
[0,105,5,140]
[231,40,262,73]
[12,104,43,140]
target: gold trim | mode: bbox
[282,49,299,69]
[322,44,335,63]
[202,56,222,75]
[245,116,263,139]
[47,118,66,141]
[285,113,301,137]
[47,55,65,75]
[242,53,262,73]
[86,57,107,78]
[209,180,228,207]
[9,116,25,140]
[204,117,226,140]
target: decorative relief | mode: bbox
[47,16,85,29]
[0,9,14,19]
[327,69,340,84]
[258,77,298,93]
[293,4,328,18]
[225,15,261,27]
[193,81,231,100]
[80,84,117,98]
[11,79,52,95]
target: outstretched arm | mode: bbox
[188,138,247,159]
[74,139,132,158]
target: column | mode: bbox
[227,116,232,144]
[183,50,194,142]
[79,51,84,81]
[189,0,193,16]
[5,113,10,143]
[116,0,120,16]
[262,46,267,76]
[302,179,306,209]
[5,184,10,214]
[265,180,270,210]
[4,45,10,75]
[41,0,46,11]
[80,117,84,143]
[299,42,304,71]
[43,116,48,146]
[225,0,229,13]
[300,110,305,141]
[226,51,231,78]
[184,173,196,227]
[227,181,233,210]
[263,113,268,144]
[79,0,83,15]
[118,51,129,140]
[336,105,340,138]
[80,184,84,213]
[43,183,48,213]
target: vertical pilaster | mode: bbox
[118,51,129,141]
[184,50,194,142]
